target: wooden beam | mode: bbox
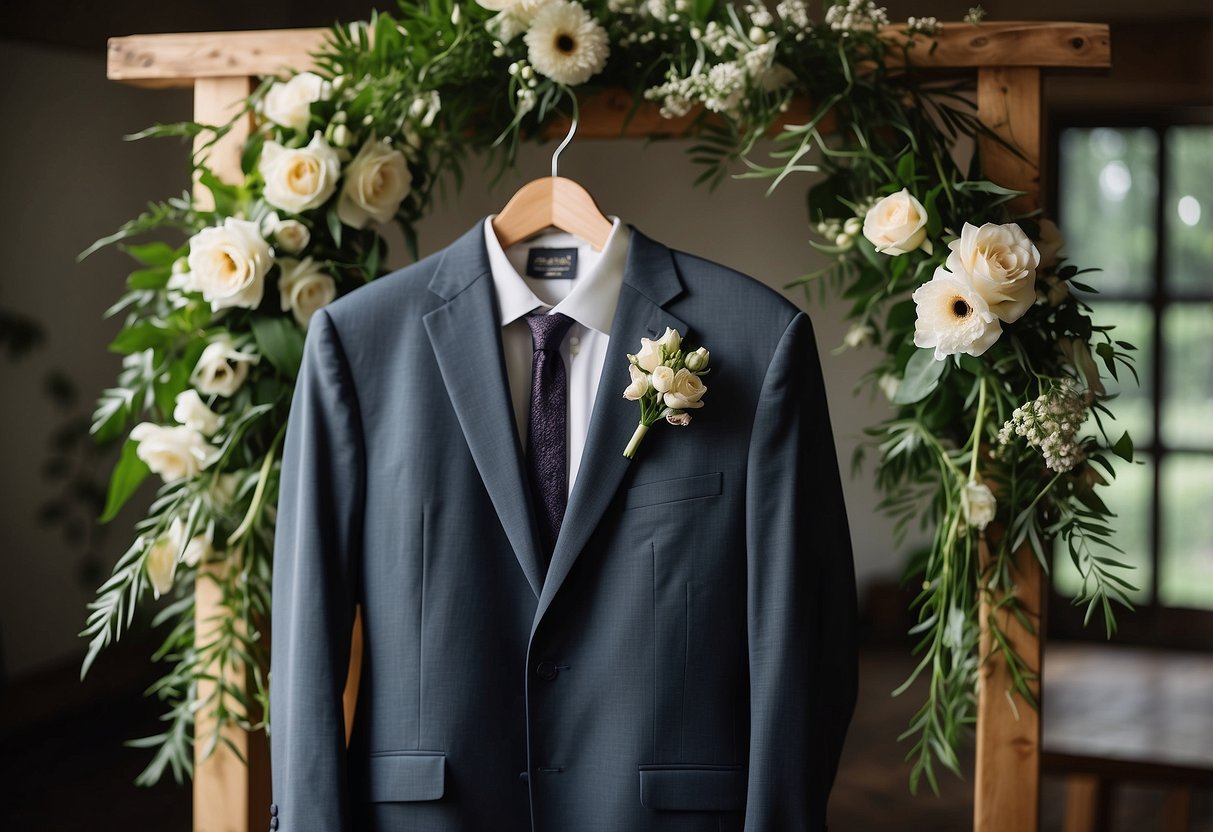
[107,21,1110,89]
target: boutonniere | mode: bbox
[621,327,710,459]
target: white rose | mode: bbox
[265,213,311,255]
[863,188,933,256]
[145,517,186,599]
[262,72,330,133]
[1036,218,1066,268]
[130,423,221,483]
[634,337,664,372]
[277,257,337,329]
[961,480,997,531]
[945,222,1040,323]
[186,218,272,311]
[190,335,260,397]
[651,365,676,393]
[663,368,708,410]
[684,346,710,372]
[260,132,340,214]
[911,267,1002,360]
[173,389,222,436]
[182,527,214,568]
[336,137,412,229]
[622,363,650,401]
[654,326,681,354]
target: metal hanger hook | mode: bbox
[551,94,580,178]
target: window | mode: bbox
[1049,113,1213,645]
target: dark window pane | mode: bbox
[1059,127,1159,297]
[1053,455,1152,604]
[1162,304,1213,450]
[1159,454,1213,609]
[1166,126,1213,296]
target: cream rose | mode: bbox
[263,212,311,255]
[622,364,650,401]
[190,335,260,397]
[634,337,664,372]
[173,389,222,436]
[186,218,272,311]
[277,257,337,329]
[961,481,997,531]
[130,423,221,483]
[945,222,1040,323]
[655,326,681,354]
[663,368,708,410]
[145,517,186,599]
[336,137,412,229]
[911,268,1002,360]
[863,189,933,256]
[651,365,676,393]
[263,72,330,133]
[260,132,340,214]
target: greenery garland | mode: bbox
[80,0,1137,793]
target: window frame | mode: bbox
[1045,106,1213,649]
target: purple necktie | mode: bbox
[524,311,576,565]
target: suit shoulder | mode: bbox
[670,249,802,328]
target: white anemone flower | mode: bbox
[524,0,610,86]
[911,267,1002,360]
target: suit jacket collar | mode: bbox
[423,220,688,614]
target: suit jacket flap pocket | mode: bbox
[625,472,723,511]
[638,764,745,811]
[367,751,445,802]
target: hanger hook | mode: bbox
[551,93,579,178]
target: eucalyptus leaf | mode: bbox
[893,349,946,404]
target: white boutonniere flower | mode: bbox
[621,327,710,459]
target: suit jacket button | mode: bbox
[269,804,278,817]
[269,818,279,830]
[535,660,558,681]
[519,770,530,783]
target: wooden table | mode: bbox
[1042,643,1213,832]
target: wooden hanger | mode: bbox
[491,109,613,252]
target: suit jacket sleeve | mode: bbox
[270,308,363,831]
[743,311,859,831]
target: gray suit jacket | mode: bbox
[269,221,858,832]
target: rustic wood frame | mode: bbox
[105,19,1111,832]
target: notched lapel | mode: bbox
[532,230,688,632]
[423,228,547,599]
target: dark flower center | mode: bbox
[952,298,971,318]
[556,33,576,54]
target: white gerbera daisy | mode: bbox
[524,0,610,86]
[911,267,1003,360]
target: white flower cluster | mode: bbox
[906,16,942,35]
[776,0,812,32]
[997,380,1089,472]
[815,215,865,250]
[825,0,890,35]
[621,327,710,458]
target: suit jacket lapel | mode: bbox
[531,229,687,633]
[423,223,547,599]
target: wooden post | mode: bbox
[973,67,1046,832]
[191,78,267,832]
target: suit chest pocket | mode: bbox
[624,471,723,511]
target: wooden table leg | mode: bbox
[1062,774,1111,832]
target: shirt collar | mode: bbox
[482,215,630,335]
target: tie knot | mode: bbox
[525,312,575,352]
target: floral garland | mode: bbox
[80,0,1136,792]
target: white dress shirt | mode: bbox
[482,215,631,496]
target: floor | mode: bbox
[2,640,1210,830]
